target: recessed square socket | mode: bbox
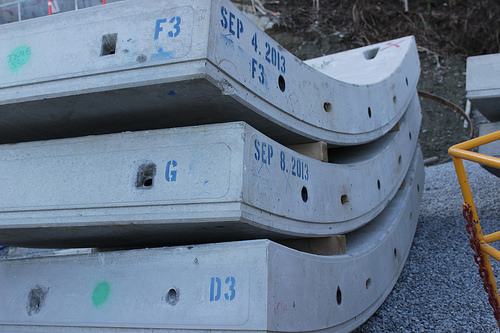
[136,162,156,188]
[101,33,117,56]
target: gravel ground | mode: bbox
[355,161,500,333]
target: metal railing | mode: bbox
[0,0,113,24]
[449,130,500,328]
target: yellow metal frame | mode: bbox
[449,130,500,327]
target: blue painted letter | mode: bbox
[154,18,167,40]
[210,277,221,302]
[220,6,228,29]
[224,276,236,301]
[254,138,260,161]
[165,160,178,182]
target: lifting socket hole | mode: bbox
[368,107,372,118]
[323,102,332,112]
[365,278,372,289]
[336,287,342,305]
[27,285,48,316]
[398,155,402,164]
[278,75,286,92]
[409,132,412,140]
[101,33,117,56]
[393,248,397,258]
[340,194,348,205]
[377,179,381,190]
[405,77,409,86]
[165,288,179,306]
[301,186,308,202]
[136,163,156,189]
[393,95,397,104]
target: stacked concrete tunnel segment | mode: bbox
[0,0,424,331]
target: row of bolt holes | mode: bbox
[322,77,409,116]
[100,33,410,118]
[334,132,413,206]
[26,245,401,310]
[338,154,401,205]
[301,153,404,204]
[303,167,387,204]
[27,236,408,310]
[128,247,402,308]
[159,250,403,307]
[336,244,401,306]
[303,176,384,206]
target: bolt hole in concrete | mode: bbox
[398,155,402,164]
[340,194,348,205]
[405,77,409,86]
[278,75,286,92]
[323,102,332,112]
[336,286,342,305]
[393,248,397,258]
[136,54,147,63]
[365,278,372,289]
[165,288,179,306]
[101,33,117,56]
[377,179,381,190]
[409,132,412,140]
[393,95,397,104]
[301,186,308,202]
[368,107,372,118]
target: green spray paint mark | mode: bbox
[92,281,111,307]
[8,46,31,73]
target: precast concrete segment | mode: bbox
[0,0,419,146]
[477,122,500,177]
[0,97,420,248]
[466,53,500,122]
[0,149,424,332]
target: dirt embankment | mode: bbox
[262,0,499,162]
